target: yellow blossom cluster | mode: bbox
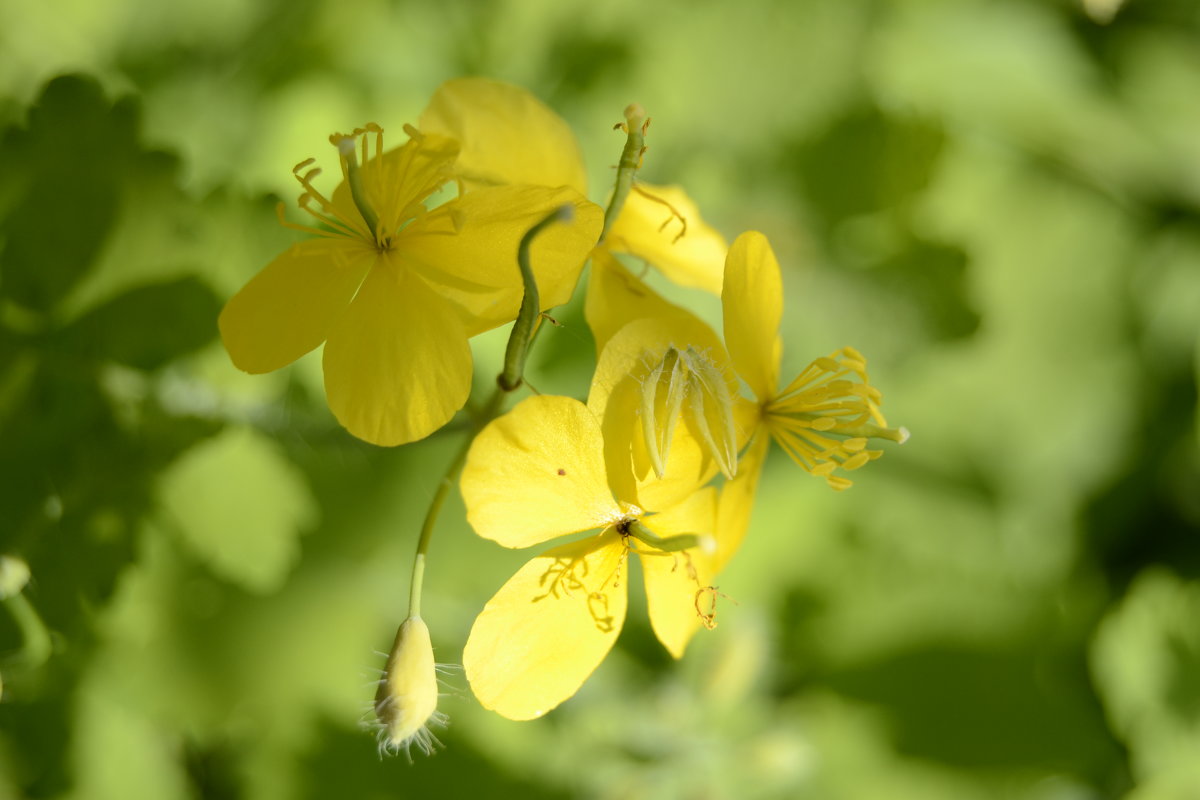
[219,77,907,749]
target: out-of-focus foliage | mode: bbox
[1,0,1198,798]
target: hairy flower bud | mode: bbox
[373,616,444,757]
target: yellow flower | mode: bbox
[421,78,727,293]
[373,616,443,757]
[722,231,909,489]
[219,123,602,446]
[460,395,721,721]
[587,231,907,494]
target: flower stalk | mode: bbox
[499,205,574,392]
[600,103,648,242]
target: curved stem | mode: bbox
[627,519,713,555]
[498,207,571,392]
[403,103,655,622]
[407,388,504,619]
[599,103,647,243]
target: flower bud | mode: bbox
[640,345,739,480]
[374,616,443,757]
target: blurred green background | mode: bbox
[2,0,1199,798]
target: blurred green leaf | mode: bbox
[1092,570,1200,782]
[783,104,946,226]
[823,640,1121,777]
[0,76,141,313]
[157,426,316,593]
[56,276,222,371]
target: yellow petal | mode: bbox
[420,77,588,195]
[589,317,730,512]
[715,432,770,571]
[219,239,374,375]
[584,249,697,358]
[607,183,727,294]
[638,488,718,658]
[464,532,628,720]
[322,256,472,446]
[722,231,783,403]
[400,185,602,336]
[461,395,623,549]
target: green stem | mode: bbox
[599,103,647,243]
[498,206,572,392]
[407,388,504,619]
[404,200,576,619]
[403,107,652,621]
[627,519,714,554]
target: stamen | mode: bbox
[765,347,904,489]
[295,195,354,236]
[275,201,351,241]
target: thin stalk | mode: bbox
[599,103,648,243]
[498,206,573,391]
[407,388,504,619]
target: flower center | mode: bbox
[277,123,455,255]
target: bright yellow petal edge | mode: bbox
[461,395,623,549]
[322,262,473,447]
[639,487,719,658]
[464,532,628,720]
[419,76,588,195]
[722,230,783,404]
[219,238,374,375]
[607,182,727,295]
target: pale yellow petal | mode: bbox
[219,239,374,375]
[400,185,601,336]
[420,77,588,194]
[723,231,783,403]
[464,532,627,720]
[584,249,692,357]
[599,372,719,515]
[461,395,622,549]
[322,257,472,446]
[589,317,731,512]
[715,432,770,571]
[638,488,718,658]
[607,183,727,294]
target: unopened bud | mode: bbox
[640,346,739,480]
[374,616,443,757]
